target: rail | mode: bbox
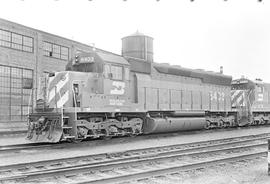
[1,133,269,182]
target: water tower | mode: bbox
[122,31,153,62]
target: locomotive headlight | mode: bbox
[37,116,46,125]
[61,75,66,81]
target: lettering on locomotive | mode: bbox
[110,81,125,95]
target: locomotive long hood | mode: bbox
[153,63,232,86]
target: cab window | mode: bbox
[256,85,264,93]
[111,65,123,80]
[104,64,110,78]
[125,67,129,80]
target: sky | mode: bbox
[0,0,270,82]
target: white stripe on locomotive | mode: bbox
[48,73,69,103]
[57,91,69,108]
[48,72,69,108]
[231,90,241,99]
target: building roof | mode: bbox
[122,30,153,39]
[129,30,145,36]
[0,18,121,57]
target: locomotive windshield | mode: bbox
[66,51,103,73]
[231,83,248,90]
[71,62,99,73]
[231,79,255,91]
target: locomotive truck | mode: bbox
[26,32,270,143]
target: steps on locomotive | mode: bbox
[62,115,72,129]
[62,116,71,129]
[62,126,73,129]
[62,116,74,139]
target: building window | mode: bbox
[61,47,68,60]
[0,29,33,53]
[23,36,33,52]
[0,65,33,121]
[44,42,53,56]
[43,41,69,61]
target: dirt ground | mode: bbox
[145,156,270,184]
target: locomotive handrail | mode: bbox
[55,86,58,113]
[58,89,64,126]
[27,88,33,120]
[72,88,78,121]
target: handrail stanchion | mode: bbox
[72,88,77,121]
[268,139,270,175]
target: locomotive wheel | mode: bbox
[204,121,211,130]
[127,128,137,137]
[218,119,224,128]
[128,133,136,137]
[101,129,113,140]
[259,118,265,125]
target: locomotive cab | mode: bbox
[68,51,132,110]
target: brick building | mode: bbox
[0,18,107,132]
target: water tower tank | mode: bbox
[122,31,153,62]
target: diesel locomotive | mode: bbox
[26,32,270,143]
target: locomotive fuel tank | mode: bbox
[143,116,206,134]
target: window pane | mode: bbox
[61,54,68,60]
[22,95,30,105]
[11,95,22,105]
[52,44,60,58]
[0,66,10,77]
[10,105,21,120]
[22,106,31,116]
[125,68,129,80]
[61,46,68,55]
[0,30,11,42]
[104,64,110,78]
[12,33,23,44]
[0,40,10,47]
[23,46,32,52]
[23,36,33,47]
[11,68,22,78]
[44,42,52,56]
[111,65,123,80]
[61,46,68,60]
[44,42,52,51]
[0,65,33,121]
[53,44,60,53]
[23,69,33,78]
[11,43,22,50]
[117,66,123,80]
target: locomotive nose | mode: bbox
[26,114,63,143]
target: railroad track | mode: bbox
[0,143,55,153]
[0,133,269,184]
[1,125,270,153]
